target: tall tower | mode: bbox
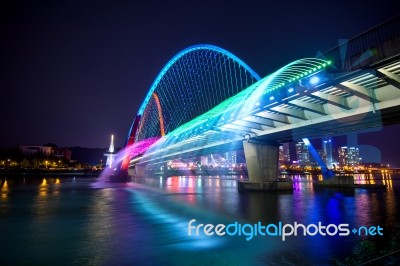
[322,137,333,166]
[279,143,290,165]
[295,141,310,166]
[348,147,360,167]
[104,134,116,168]
[338,146,348,168]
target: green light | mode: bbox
[322,63,326,67]
[163,57,333,140]
[327,60,332,64]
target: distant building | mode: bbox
[19,145,72,161]
[20,146,53,156]
[338,147,347,167]
[279,143,290,165]
[322,137,333,166]
[338,146,361,167]
[295,141,310,166]
[348,147,361,166]
[54,148,72,161]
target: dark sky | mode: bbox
[1,0,399,163]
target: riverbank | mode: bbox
[0,169,102,177]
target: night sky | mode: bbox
[1,1,399,164]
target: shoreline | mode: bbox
[0,170,101,177]
[1,169,398,179]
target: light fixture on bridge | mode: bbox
[288,88,294,93]
[309,75,320,85]
[269,96,274,101]
[242,133,251,141]
[256,102,260,106]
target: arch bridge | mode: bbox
[122,16,400,190]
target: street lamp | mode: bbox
[45,161,48,169]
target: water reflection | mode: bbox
[34,178,50,229]
[134,173,400,227]
[154,176,238,191]
[292,174,314,191]
[1,179,9,202]
[77,188,115,265]
[39,178,48,197]
[0,174,399,265]
[129,173,400,263]
[0,179,10,217]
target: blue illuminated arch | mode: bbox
[137,44,261,116]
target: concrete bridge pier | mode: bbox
[238,140,293,192]
[134,164,146,177]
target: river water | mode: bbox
[0,174,399,265]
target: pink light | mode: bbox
[105,137,160,172]
[124,137,160,158]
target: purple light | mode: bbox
[112,137,161,167]
[125,137,160,158]
[94,137,161,187]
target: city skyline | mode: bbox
[278,130,400,167]
[284,139,363,168]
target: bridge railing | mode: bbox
[323,14,400,72]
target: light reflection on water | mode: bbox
[0,179,9,217]
[1,179,9,201]
[0,174,399,265]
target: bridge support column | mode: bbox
[238,140,292,192]
[134,164,146,177]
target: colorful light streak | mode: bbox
[164,58,332,137]
[126,43,332,164]
[105,136,162,173]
